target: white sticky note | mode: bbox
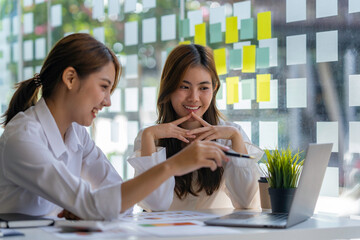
[259,38,278,67]
[108,0,120,19]
[233,1,251,29]
[109,88,121,112]
[35,0,44,4]
[127,121,139,146]
[259,80,278,109]
[259,121,278,150]
[93,27,105,44]
[234,121,252,141]
[349,0,360,13]
[111,121,119,143]
[319,167,339,197]
[349,75,360,106]
[143,0,156,9]
[286,78,307,108]
[317,122,338,152]
[286,0,306,23]
[142,18,156,44]
[233,41,251,69]
[125,88,139,112]
[124,0,137,13]
[161,14,176,41]
[35,38,46,60]
[24,13,34,34]
[51,4,62,27]
[2,17,10,37]
[125,54,138,79]
[92,0,105,20]
[350,122,360,153]
[24,67,34,80]
[23,0,33,7]
[210,6,225,32]
[12,42,19,62]
[12,16,18,35]
[316,30,338,63]
[216,81,227,110]
[316,0,338,18]
[234,81,251,110]
[286,34,306,65]
[125,21,138,46]
[187,10,203,37]
[142,87,157,112]
[23,40,33,61]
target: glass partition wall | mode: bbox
[1,0,359,211]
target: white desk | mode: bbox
[6,209,360,240]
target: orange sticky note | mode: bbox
[243,45,256,73]
[225,16,238,44]
[214,48,227,75]
[257,11,272,40]
[226,76,239,104]
[179,41,191,45]
[257,74,271,102]
[194,23,206,46]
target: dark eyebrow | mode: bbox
[182,80,211,85]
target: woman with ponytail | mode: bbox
[0,34,229,220]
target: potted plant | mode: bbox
[261,147,304,213]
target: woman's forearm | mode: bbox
[141,128,157,156]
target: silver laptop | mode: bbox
[204,143,333,229]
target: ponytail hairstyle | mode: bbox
[157,44,224,199]
[2,33,121,126]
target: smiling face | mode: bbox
[71,61,115,126]
[170,66,214,128]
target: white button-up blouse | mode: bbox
[0,98,124,220]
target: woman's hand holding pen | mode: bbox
[168,141,229,174]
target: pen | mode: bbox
[223,150,255,159]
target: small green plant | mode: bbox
[261,147,304,189]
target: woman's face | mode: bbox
[71,62,115,126]
[170,66,214,122]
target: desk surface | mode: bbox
[5,209,360,240]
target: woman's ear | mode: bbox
[62,67,78,90]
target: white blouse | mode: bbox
[128,121,264,212]
[0,98,126,220]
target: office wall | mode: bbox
[0,0,359,196]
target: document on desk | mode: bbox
[135,220,239,237]
[122,210,220,223]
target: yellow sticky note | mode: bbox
[225,16,238,44]
[257,74,271,102]
[179,41,191,45]
[194,23,206,46]
[214,48,227,76]
[226,77,239,104]
[243,45,256,73]
[257,11,272,40]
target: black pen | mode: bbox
[223,149,255,159]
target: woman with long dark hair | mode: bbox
[0,34,229,220]
[129,44,264,211]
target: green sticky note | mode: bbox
[179,19,190,38]
[229,49,242,69]
[240,18,254,40]
[256,47,270,68]
[241,79,255,100]
[210,23,222,44]
[216,81,224,99]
